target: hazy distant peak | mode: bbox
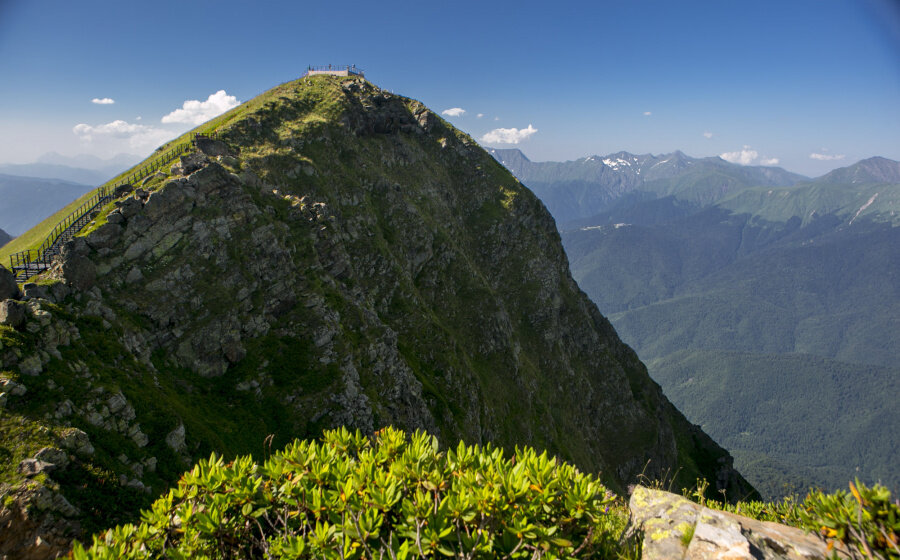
[35,151,141,170]
[818,156,900,185]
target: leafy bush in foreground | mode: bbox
[75,427,631,559]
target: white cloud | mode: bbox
[760,157,780,165]
[481,124,538,144]
[494,116,500,121]
[73,119,173,152]
[810,152,846,161]
[91,97,115,105]
[703,131,714,139]
[643,111,652,116]
[161,90,240,125]
[720,145,759,165]
[476,113,484,118]
[441,107,466,117]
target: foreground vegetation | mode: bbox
[75,427,636,559]
[75,428,898,559]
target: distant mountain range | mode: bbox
[0,227,11,247]
[0,152,139,185]
[493,150,900,499]
[0,174,92,236]
[489,148,808,226]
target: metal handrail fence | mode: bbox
[8,133,211,279]
[304,64,363,76]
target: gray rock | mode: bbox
[125,266,144,284]
[61,254,96,291]
[59,428,94,457]
[627,486,842,560]
[18,354,42,376]
[86,222,123,250]
[180,152,210,175]
[195,137,234,157]
[22,283,49,300]
[107,391,128,414]
[106,209,125,224]
[17,458,56,477]
[0,299,27,329]
[114,183,134,198]
[0,265,19,300]
[117,196,143,219]
[48,281,70,302]
[34,447,69,469]
[166,422,186,452]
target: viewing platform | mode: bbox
[303,64,364,78]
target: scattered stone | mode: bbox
[21,283,49,300]
[0,299,27,329]
[18,355,42,376]
[34,447,69,470]
[166,422,186,453]
[59,428,94,457]
[17,458,56,477]
[114,183,134,198]
[0,265,19,300]
[179,152,210,175]
[106,391,128,414]
[1,378,27,396]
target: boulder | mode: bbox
[0,299,27,329]
[17,458,56,477]
[180,152,210,175]
[0,265,19,300]
[59,428,94,457]
[61,254,96,292]
[627,486,841,560]
[116,196,143,219]
[166,422,186,453]
[34,447,69,470]
[194,136,234,157]
[114,183,134,198]
[21,283,49,300]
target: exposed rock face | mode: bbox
[628,486,843,559]
[0,264,19,300]
[0,75,754,554]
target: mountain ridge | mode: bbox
[0,75,753,556]
[489,148,808,225]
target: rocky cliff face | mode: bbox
[0,75,754,555]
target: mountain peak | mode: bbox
[0,73,752,554]
[820,156,900,184]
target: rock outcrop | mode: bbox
[627,486,845,559]
[0,75,755,554]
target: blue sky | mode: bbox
[0,0,897,177]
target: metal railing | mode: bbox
[304,64,363,76]
[8,133,214,280]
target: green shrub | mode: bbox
[74,427,633,559]
[800,480,900,559]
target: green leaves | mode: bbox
[78,427,618,558]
